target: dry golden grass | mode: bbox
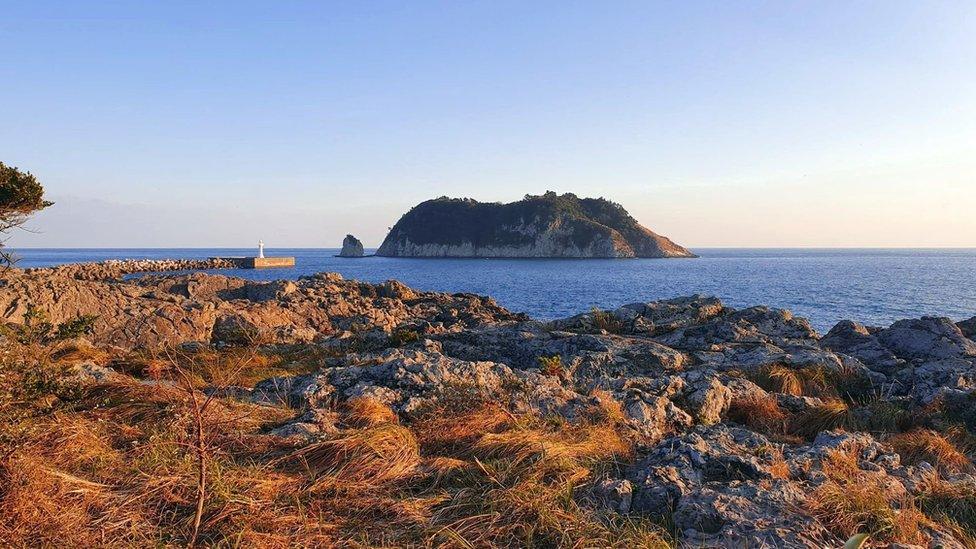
[809,449,928,545]
[0,335,674,548]
[0,414,142,546]
[587,388,628,426]
[415,456,476,483]
[288,423,422,487]
[119,345,321,389]
[790,399,852,440]
[769,453,791,480]
[49,340,112,365]
[413,401,514,456]
[748,363,873,405]
[917,477,976,545]
[0,414,335,547]
[343,396,399,428]
[0,352,322,547]
[888,429,973,474]
[472,422,633,466]
[727,395,791,436]
[811,481,927,545]
[427,417,664,548]
[754,364,804,396]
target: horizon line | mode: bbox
[9,246,976,251]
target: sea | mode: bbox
[9,248,976,333]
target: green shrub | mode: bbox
[55,314,98,340]
[0,162,53,265]
[389,328,421,347]
[591,307,623,334]
[538,355,564,378]
[3,305,97,345]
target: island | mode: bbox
[337,234,365,258]
[375,191,695,258]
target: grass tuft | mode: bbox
[727,395,792,437]
[809,449,927,545]
[791,399,853,440]
[288,423,421,487]
[887,429,973,474]
[918,477,976,544]
[344,396,399,428]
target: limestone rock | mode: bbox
[654,305,819,351]
[436,323,685,390]
[628,425,838,547]
[591,479,633,513]
[262,346,589,420]
[878,317,976,361]
[338,234,365,258]
[0,266,519,350]
[211,314,261,345]
[958,316,976,339]
[821,320,902,373]
[548,295,726,336]
[680,372,732,425]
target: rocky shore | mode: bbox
[1,260,975,547]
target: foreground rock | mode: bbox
[376,191,695,258]
[628,426,968,547]
[958,315,976,339]
[3,261,975,547]
[337,234,365,258]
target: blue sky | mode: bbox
[2,1,974,247]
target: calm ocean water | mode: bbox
[9,248,976,332]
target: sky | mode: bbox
[2,1,974,248]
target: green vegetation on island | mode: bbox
[377,191,695,258]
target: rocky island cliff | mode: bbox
[337,234,365,258]
[376,192,695,258]
[1,260,975,547]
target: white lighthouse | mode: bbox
[239,239,292,268]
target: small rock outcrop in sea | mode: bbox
[376,191,695,258]
[337,234,365,258]
[3,262,976,547]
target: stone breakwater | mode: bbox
[23,257,243,280]
[2,264,975,546]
